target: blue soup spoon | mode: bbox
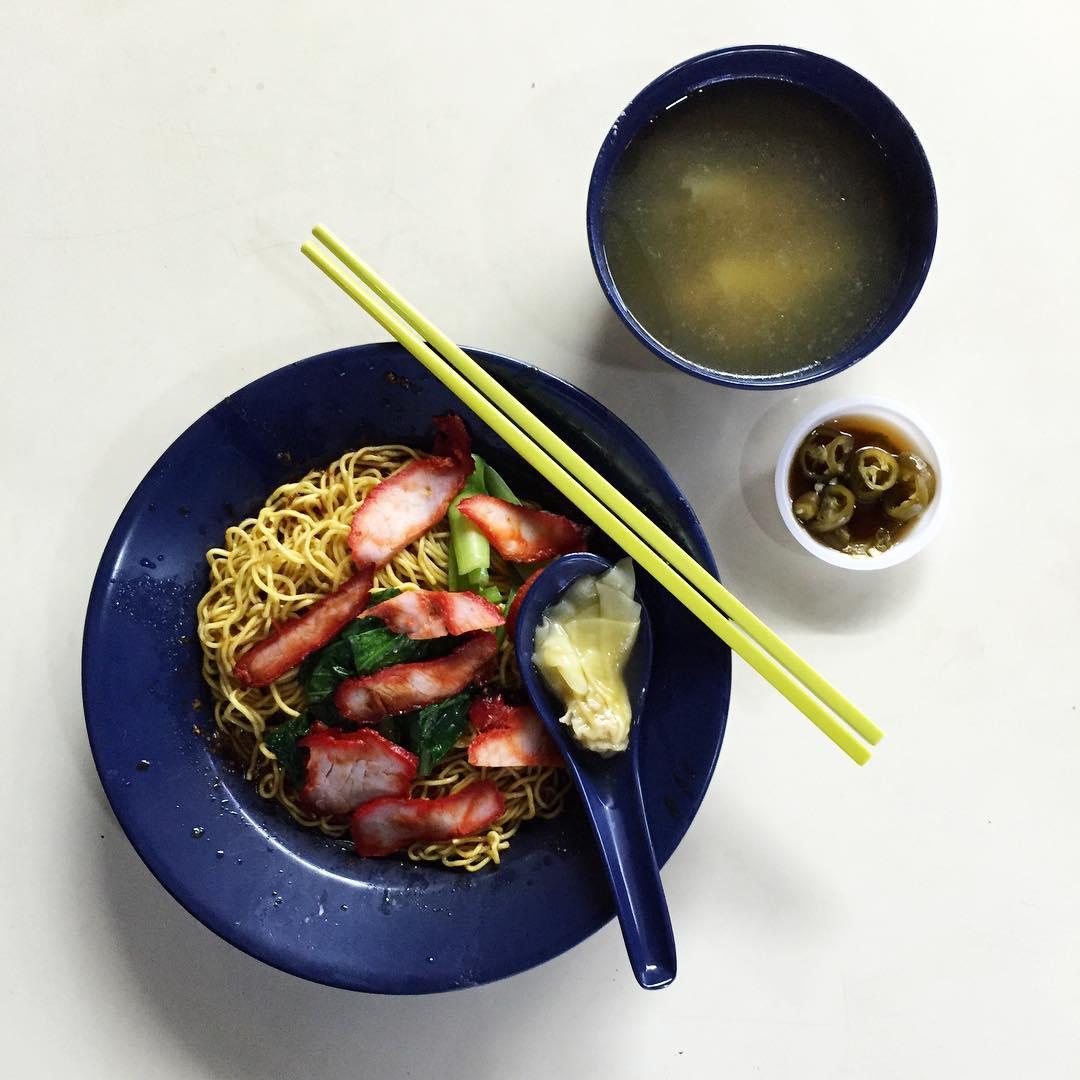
[514,552,676,989]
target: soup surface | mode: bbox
[602,79,908,378]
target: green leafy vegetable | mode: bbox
[408,692,474,776]
[376,712,412,748]
[299,587,404,704]
[368,587,402,605]
[300,637,356,707]
[445,456,524,595]
[266,587,472,786]
[298,585,452,725]
[496,585,518,650]
[346,618,445,676]
[463,565,490,590]
[482,461,521,505]
[448,455,490,580]
[264,713,312,786]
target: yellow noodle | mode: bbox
[196,442,570,871]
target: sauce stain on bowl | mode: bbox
[601,79,908,381]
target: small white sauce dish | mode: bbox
[774,395,946,571]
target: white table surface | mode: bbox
[4,2,1078,1077]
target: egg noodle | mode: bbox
[196,442,569,871]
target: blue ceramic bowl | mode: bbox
[586,45,938,390]
[82,343,731,993]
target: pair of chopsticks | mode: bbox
[301,225,884,765]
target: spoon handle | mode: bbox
[574,762,676,989]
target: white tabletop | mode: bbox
[4,2,1078,1077]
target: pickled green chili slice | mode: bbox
[798,427,844,480]
[873,526,896,552]
[883,488,925,522]
[898,452,936,496]
[798,441,830,480]
[793,491,820,522]
[850,446,900,494]
[824,434,854,476]
[808,484,855,533]
[883,452,936,522]
[820,525,852,551]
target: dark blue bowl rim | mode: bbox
[82,342,732,993]
[586,43,938,390]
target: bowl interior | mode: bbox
[82,343,731,993]
[586,45,938,389]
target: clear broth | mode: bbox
[602,80,908,378]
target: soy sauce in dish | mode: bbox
[788,416,936,557]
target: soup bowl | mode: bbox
[586,45,938,390]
